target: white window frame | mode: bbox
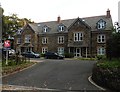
[97,34,106,43]
[42,47,48,54]
[42,37,48,44]
[17,29,21,34]
[25,35,31,43]
[97,47,105,55]
[44,27,48,33]
[17,38,21,44]
[58,47,64,55]
[58,36,64,44]
[59,26,64,32]
[97,20,106,29]
[74,32,83,42]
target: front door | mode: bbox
[75,48,81,57]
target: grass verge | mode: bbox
[77,57,96,61]
[2,62,36,76]
[96,60,120,68]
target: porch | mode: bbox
[68,47,90,58]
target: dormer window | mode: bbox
[17,29,22,34]
[59,26,64,32]
[43,25,49,33]
[58,24,65,32]
[97,19,106,29]
[44,27,48,32]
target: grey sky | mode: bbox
[0,0,119,24]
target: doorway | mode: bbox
[75,48,81,57]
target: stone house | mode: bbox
[14,9,113,57]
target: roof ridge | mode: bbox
[35,15,107,24]
[82,15,106,19]
[37,20,56,24]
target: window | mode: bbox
[17,38,21,44]
[58,36,64,44]
[44,27,48,33]
[97,34,106,43]
[59,26,64,31]
[58,47,64,55]
[58,25,65,32]
[74,32,83,41]
[25,35,31,43]
[97,47,105,55]
[42,47,48,54]
[43,25,49,33]
[42,37,48,44]
[17,29,21,34]
[97,19,106,29]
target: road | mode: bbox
[2,59,101,91]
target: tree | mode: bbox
[2,13,34,49]
[2,14,34,40]
[106,32,120,59]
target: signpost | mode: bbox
[4,40,11,65]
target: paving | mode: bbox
[2,59,102,91]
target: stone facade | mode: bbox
[14,9,113,57]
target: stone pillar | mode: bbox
[69,48,70,53]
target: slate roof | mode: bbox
[28,15,113,34]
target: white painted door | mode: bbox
[75,48,81,57]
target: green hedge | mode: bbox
[41,53,45,57]
[92,61,120,91]
[64,53,74,58]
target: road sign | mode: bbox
[4,40,11,48]
[4,40,11,65]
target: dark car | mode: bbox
[21,51,40,58]
[45,52,64,59]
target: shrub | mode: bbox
[2,55,29,67]
[2,60,16,66]
[92,61,120,91]
[41,53,45,57]
[8,60,16,66]
[64,53,74,58]
[96,55,106,60]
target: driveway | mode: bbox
[3,59,100,91]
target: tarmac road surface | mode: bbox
[3,59,101,91]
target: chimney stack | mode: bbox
[57,16,61,23]
[106,9,111,18]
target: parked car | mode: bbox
[21,51,40,58]
[9,49,15,55]
[45,52,64,59]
